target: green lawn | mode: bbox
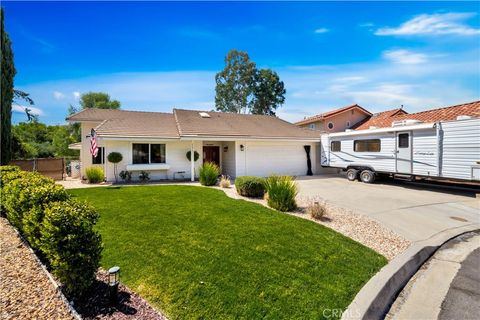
[69,185,386,319]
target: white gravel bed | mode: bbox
[215,186,411,260]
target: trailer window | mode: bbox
[331,141,341,152]
[354,139,381,152]
[398,133,409,148]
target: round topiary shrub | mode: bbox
[234,176,266,198]
[107,152,123,182]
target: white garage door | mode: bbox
[245,142,311,177]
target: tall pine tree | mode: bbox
[1,8,15,164]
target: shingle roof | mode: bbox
[354,101,480,130]
[295,104,372,126]
[67,108,319,140]
[174,109,319,139]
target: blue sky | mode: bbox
[4,1,480,124]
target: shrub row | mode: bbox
[234,175,298,212]
[0,166,102,297]
[235,176,266,197]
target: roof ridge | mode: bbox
[400,100,480,117]
[172,109,183,135]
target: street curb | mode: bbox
[342,223,480,320]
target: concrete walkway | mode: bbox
[296,175,480,243]
[387,231,480,320]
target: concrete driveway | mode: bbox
[296,175,480,242]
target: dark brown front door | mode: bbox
[203,146,220,167]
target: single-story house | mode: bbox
[67,108,321,182]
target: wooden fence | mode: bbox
[10,158,65,181]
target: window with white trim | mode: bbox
[132,144,166,164]
[309,123,316,130]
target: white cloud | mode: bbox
[383,49,428,64]
[12,104,44,116]
[53,91,65,99]
[375,12,480,36]
[314,28,329,34]
[14,49,480,124]
[73,91,81,99]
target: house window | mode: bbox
[346,121,351,128]
[328,122,334,130]
[150,144,166,163]
[354,139,381,152]
[331,141,341,152]
[133,144,166,164]
[92,147,104,164]
[398,133,409,148]
[309,123,316,130]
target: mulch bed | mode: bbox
[72,271,166,320]
[0,217,166,320]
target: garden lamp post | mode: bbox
[108,266,120,305]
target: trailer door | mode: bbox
[396,131,412,173]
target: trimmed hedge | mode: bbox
[235,176,266,198]
[0,166,102,297]
[264,175,298,212]
[41,200,102,296]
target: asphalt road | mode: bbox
[439,247,480,320]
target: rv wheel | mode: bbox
[360,170,376,183]
[346,169,358,181]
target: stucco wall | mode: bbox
[80,122,103,178]
[299,109,369,133]
[221,141,236,178]
[102,140,203,181]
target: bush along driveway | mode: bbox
[70,185,387,319]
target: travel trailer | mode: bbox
[320,117,480,183]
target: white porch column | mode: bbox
[190,141,195,181]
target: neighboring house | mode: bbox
[353,101,480,130]
[295,104,372,132]
[67,108,320,182]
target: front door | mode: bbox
[203,146,220,167]
[396,131,412,173]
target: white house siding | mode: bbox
[221,141,236,177]
[412,129,437,177]
[102,140,203,182]
[441,118,480,181]
[80,122,103,178]
[234,141,316,177]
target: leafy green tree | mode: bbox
[67,104,81,142]
[1,8,15,164]
[215,50,256,113]
[51,126,80,158]
[251,69,286,116]
[80,92,121,109]
[215,50,286,115]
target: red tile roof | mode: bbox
[295,104,372,126]
[354,101,480,130]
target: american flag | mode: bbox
[90,128,98,157]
